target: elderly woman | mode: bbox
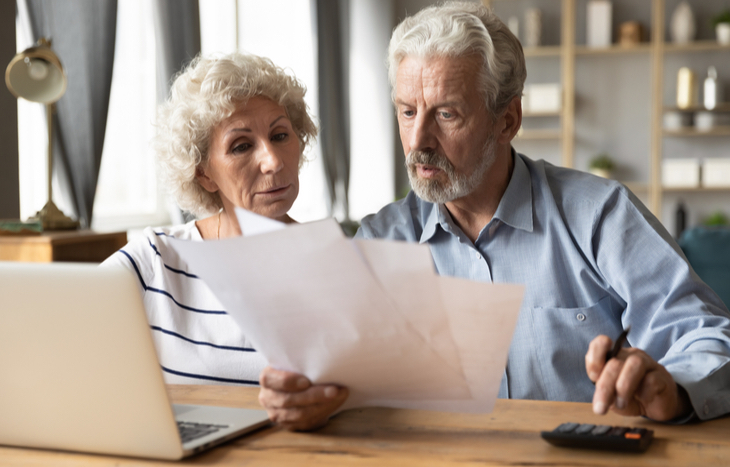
[102,52,347,430]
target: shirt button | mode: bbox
[476,252,482,260]
[576,313,586,321]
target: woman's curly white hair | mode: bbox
[155,52,317,217]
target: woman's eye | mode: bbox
[272,132,289,142]
[232,143,251,153]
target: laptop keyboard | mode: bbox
[177,421,229,443]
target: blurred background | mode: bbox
[1,0,729,240]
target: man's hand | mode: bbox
[585,335,691,421]
[258,366,349,431]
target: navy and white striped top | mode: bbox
[101,221,265,385]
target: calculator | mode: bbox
[541,422,654,453]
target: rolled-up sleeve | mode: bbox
[593,187,730,420]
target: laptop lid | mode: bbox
[0,261,268,460]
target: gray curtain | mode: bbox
[152,0,200,224]
[0,1,19,219]
[152,0,201,104]
[315,0,351,221]
[25,0,117,228]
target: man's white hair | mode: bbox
[155,52,317,217]
[388,1,526,117]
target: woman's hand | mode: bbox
[585,335,691,421]
[258,366,349,431]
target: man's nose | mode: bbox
[410,114,437,152]
[259,144,284,174]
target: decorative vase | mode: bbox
[676,67,698,109]
[670,1,696,44]
[717,23,730,45]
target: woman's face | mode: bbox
[197,96,301,221]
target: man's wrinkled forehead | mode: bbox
[395,54,482,97]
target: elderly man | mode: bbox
[259,1,730,430]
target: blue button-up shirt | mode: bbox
[357,152,730,420]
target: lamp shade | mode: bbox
[5,38,67,105]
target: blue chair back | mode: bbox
[679,227,730,309]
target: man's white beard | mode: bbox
[405,134,497,204]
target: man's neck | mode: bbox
[444,148,514,243]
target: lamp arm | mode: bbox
[46,103,53,203]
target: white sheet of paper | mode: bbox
[171,218,471,407]
[169,211,524,412]
[236,208,287,237]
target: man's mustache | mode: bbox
[406,150,455,173]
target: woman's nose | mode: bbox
[259,144,284,174]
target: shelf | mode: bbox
[664,40,730,53]
[515,129,562,140]
[663,127,730,137]
[663,186,730,193]
[575,44,652,55]
[523,46,562,58]
[664,104,730,113]
[488,0,730,226]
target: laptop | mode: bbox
[0,261,270,460]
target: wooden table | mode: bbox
[1,385,729,466]
[0,230,127,262]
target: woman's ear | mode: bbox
[496,96,523,144]
[195,165,219,193]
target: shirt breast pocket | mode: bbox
[528,296,621,401]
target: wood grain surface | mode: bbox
[1,385,728,466]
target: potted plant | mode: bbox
[712,10,730,45]
[705,211,729,227]
[589,154,615,179]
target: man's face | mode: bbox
[395,55,497,204]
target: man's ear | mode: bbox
[496,96,522,144]
[195,165,219,193]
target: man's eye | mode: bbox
[440,111,453,119]
[403,109,415,117]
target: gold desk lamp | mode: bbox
[5,38,79,230]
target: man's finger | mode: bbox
[259,366,311,392]
[633,369,680,421]
[613,352,649,411]
[592,357,622,414]
[585,335,613,382]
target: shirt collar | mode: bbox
[419,149,533,243]
[493,150,533,233]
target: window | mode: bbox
[15,0,168,231]
[92,0,166,231]
[17,0,394,230]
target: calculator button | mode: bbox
[574,424,595,435]
[590,425,612,435]
[556,422,579,433]
[608,427,629,437]
[625,427,647,439]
